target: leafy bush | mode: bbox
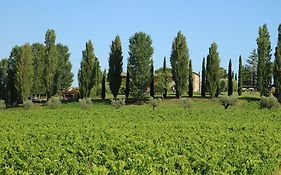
[46,97,61,109]
[149,98,161,110]
[111,99,125,109]
[23,100,33,110]
[220,96,237,110]
[180,98,193,109]
[0,100,6,110]
[260,96,279,109]
[79,98,92,109]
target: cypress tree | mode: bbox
[238,56,243,96]
[150,60,155,97]
[44,29,58,99]
[128,32,153,101]
[15,44,34,102]
[101,69,106,99]
[257,24,272,96]
[125,63,130,99]
[228,59,233,96]
[31,43,46,96]
[188,59,193,97]
[274,24,281,102]
[206,42,220,98]
[108,35,123,100]
[78,40,96,98]
[94,57,102,87]
[163,57,168,98]
[170,31,189,98]
[201,58,206,97]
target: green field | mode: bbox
[1,97,281,174]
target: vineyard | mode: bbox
[0,100,281,174]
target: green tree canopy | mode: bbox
[238,55,243,96]
[188,59,193,97]
[228,59,233,96]
[170,31,189,98]
[128,32,154,101]
[44,29,58,99]
[257,24,272,96]
[201,58,206,97]
[150,60,155,98]
[53,44,73,94]
[247,49,258,88]
[0,59,8,101]
[101,69,106,100]
[78,40,96,98]
[15,44,34,101]
[274,24,281,102]
[7,46,20,106]
[108,35,123,99]
[206,42,220,98]
[31,43,46,96]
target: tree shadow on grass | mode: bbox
[238,96,260,102]
[91,98,111,105]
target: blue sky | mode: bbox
[1,0,281,86]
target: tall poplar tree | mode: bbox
[15,44,34,102]
[201,58,206,97]
[44,29,58,99]
[206,42,220,98]
[238,56,243,96]
[170,31,189,98]
[150,60,155,97]
[78,40,96,98]
[7,46,20,106]
[188,59,193,97]
[128,32,153,100]
[31,43,46,96]
[108,35,123,100]
[53,44,73,94]
[257,24,272,96]
[274,24,281,102]
[0,59,8,101]
[228,59,233,96]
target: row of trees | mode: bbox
[199,24,281,100]
[1,24,281,104]
[241,24,281,102]
[0,29,73,106]
[78,24,281,102]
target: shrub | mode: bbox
[111,99,125,109]
[260,96,279,109]
[149,98,161,110]
[180,98,193,109]
[23,100,33,110]
[0,100,6,110]
[79,98,92,109]
[220,96,237,110]
[46,97,61,109]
